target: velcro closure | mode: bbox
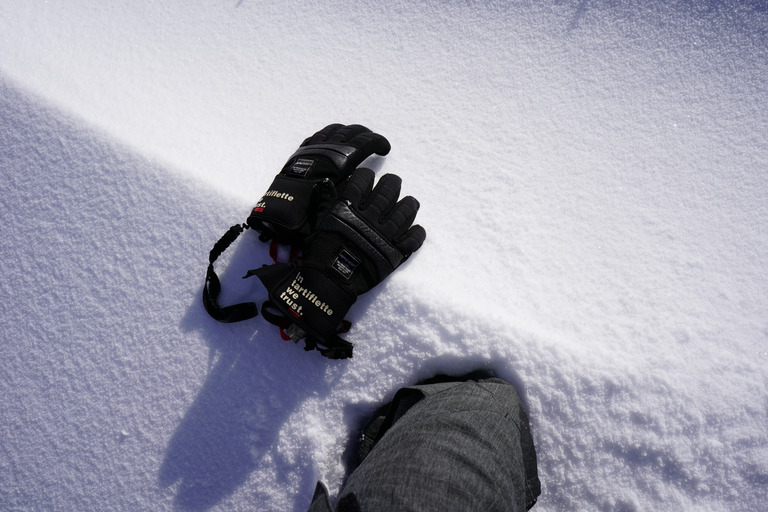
[289,144,357,171]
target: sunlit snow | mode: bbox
[1,1,767,511]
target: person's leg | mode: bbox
[324,375,540,512]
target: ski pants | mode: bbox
[306,376,541,512]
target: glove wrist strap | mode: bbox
[202,224,260,323]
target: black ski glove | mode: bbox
[247,124,391,245]
[247,168,426,358]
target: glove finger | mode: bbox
[342,168,376,206]
[379,195,420,239]
[364,173,402,222]
[330,125,391,168]
[301,123,345,146]
[327,124,370,143]
[301,125,390,172]
[395,224,427,256]
[349,131,391,163]
[344,125,390,155]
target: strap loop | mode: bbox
[202,224,260,323]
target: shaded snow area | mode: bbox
[1,1,767,511]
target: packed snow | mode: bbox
[1,1,767,511]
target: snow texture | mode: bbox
[1,1,767,511]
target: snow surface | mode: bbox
[1,1,767,510]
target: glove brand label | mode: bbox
[288,158,314,177]
[279,272,334,317]
[330,250,359,281]
[262,190,295,201]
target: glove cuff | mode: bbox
[249,263,357,344]
[247,175,332,244]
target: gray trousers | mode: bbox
[307,377,540,511]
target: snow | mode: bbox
[1,1,767,510]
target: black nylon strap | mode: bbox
[202,224,259,323]
[316,339,354,359]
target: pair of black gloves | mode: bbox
[203,124,426,359]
